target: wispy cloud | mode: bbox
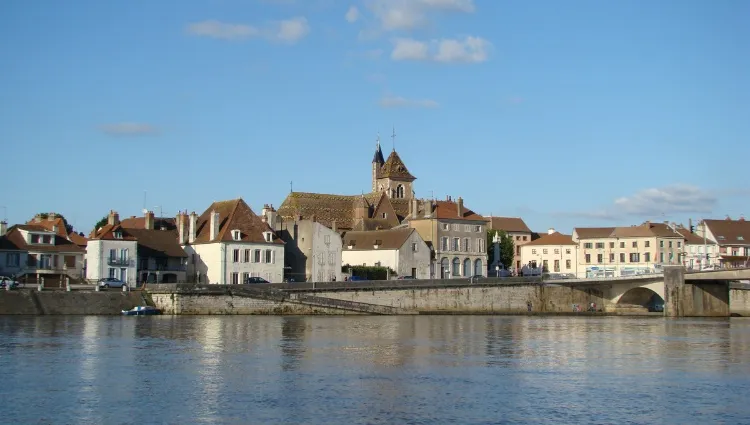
[100,123,160,137]
[345,6,360,23]
[367,0,475,31]
[553,184,719,221]
[391,36,491,63]
[379,94,439,109]
[186,17,310,43]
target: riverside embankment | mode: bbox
[0,289,148,315]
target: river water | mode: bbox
[1,316,749,425]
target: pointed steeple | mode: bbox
[380,150,416,181]
[372,133,385,165]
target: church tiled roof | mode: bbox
[379,150,415,181]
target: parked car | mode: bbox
[244,277,270,284]
[98,277,128,289]
[0,276,20,289]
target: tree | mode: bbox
[487,229,515,270]
[93,216,108,231]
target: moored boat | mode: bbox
[121,306,161,316]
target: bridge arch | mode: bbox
[617,287,664,311]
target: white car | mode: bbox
[0,276,20,289]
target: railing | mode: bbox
[107,258,133,266]
[140,265,187,272]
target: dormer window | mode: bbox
[739,236,745,241]
[231,230,241,241]
[348,240,356,249]
[114,231,122,240]
[42,235,52,244]
[718,236,726,240]
[263,231,272,243]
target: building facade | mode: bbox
[341,228,430,279]
[697,217,750,268]
[676,225,719,270]
[0,221,27,278]
[276,212,343,282]
[573,222,684,278]
[2,225,86,286]
[519,229,579,276]
[408,196,487,278]
[485,216,534,273]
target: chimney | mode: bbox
[144,211,154,230]
[0,221,7,236]
[47,214,55,222]
[457,197,464,218]
[548,228,555,235]
[332,220,337,232]
[411,198,418,219]
[108,210,120,226]
[188,212,197,243]
[34,216,42,223]
[740,216,746,222]
[209,210,220,241]
[689,218,693,232]
[178,212,187,244]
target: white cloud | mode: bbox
[186,20,258,40]
[100,123,160,136]
[614,185,717,216]
[345,6,360,23]
[391,36,490,63]
[379,94,439,108]
[366,0,475,31]
[186,17,309,43]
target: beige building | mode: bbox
[275,209,343,282]
[572,221,684,278]
[520,229,578,276]
[485,216,533,272]
[675,225,719,270]
[407,196,487,278]
[697,217,750,268]
[341,228,430,279]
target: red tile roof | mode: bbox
[486,217,532,233]
[524,232,577,246]
[703,218,750,246]
[3,226,85,253]
[193,198,283,244]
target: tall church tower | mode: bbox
[371,135,385,192]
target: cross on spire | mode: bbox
[391,126,396,151]
[376,132,380,149]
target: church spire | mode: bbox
[372,132,385,165]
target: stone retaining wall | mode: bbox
[0,290,146,315]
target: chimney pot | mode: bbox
[0,221,7,236]
[188,211,197,244]
[456,197,464,218]
[209,210,220,241]
[144,211,154,230]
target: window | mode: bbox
[565,249,571,254]
[232,230,241,241]
[254,249,261,263]
[565,259,571,269]
[620,242,625,248]
[453,224,459,231]
[554,249,559,254]
[324,235,331,244]
[620,253,625,263]
[465,225,471,232]
[542,260,548,271]
[264,249,273,264]
[660,253,664,263]
[609,253,614,262]
[532,249,537,254]
[242,272,249,284]
[382,213,387,219]
[31,234,40,244]
[477,238,485,253]
[669,252,674,263]
[516,236,521,241]
[109,268,115,278]
[516,246,521,255]
[244,249,250,263]
[442,223,449,231]
[677,241,681,248]
[597,254,603,263]
[522,236,527,241]
[585,254,591,263]
[396,185,404,198]
[609,242,615,249]
[595,242,604,249]
[6,253,20,267]
[554,260,560,272]
[452,238,460,251]
[543,249,548,254]
[630,253,640,263]
[42,235,51,244]
[474,225,482,232]
[109,249,116,260]
[645,241,650,247]
[233,249,239,263]
[113,232,122,240]
[463,238,470,252]
[668,241,673,248]
[644,252,651,262]
[412,243,418,252]
[463,258,471,277]
[441,237,449,251]
[584,243,593,249]
[660,240,664,248]
[231,272,239,285]
[452,258,460,277]
[632,241,637,248]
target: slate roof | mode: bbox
[193,198,283,244]
[342,228,416,250]
[486,217,532,233]
[524,232,577,246]
[702,219,750,246]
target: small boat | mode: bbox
[121,306,161,316]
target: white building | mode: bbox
[342,228,430,279]
[519,229,579,276]
[696,217,750,268]
[675,225,719,270]
[182,198,285,284]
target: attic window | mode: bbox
[718,236,726,240]
[231,230,241,241]
[114,231,122,240]
[382,213,387,219]
[374,239,383,246]
[263,231,272,242]
[739,236,745,241]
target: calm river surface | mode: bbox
[1,316,749,425]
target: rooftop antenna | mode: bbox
[391,126,396,151]
[290,181,293,193]
[154,205,162,217]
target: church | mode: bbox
[276,137,417,233]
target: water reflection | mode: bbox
[0,316,749,424]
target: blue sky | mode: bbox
[1,0,748,234]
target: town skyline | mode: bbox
[1,0,748,232]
